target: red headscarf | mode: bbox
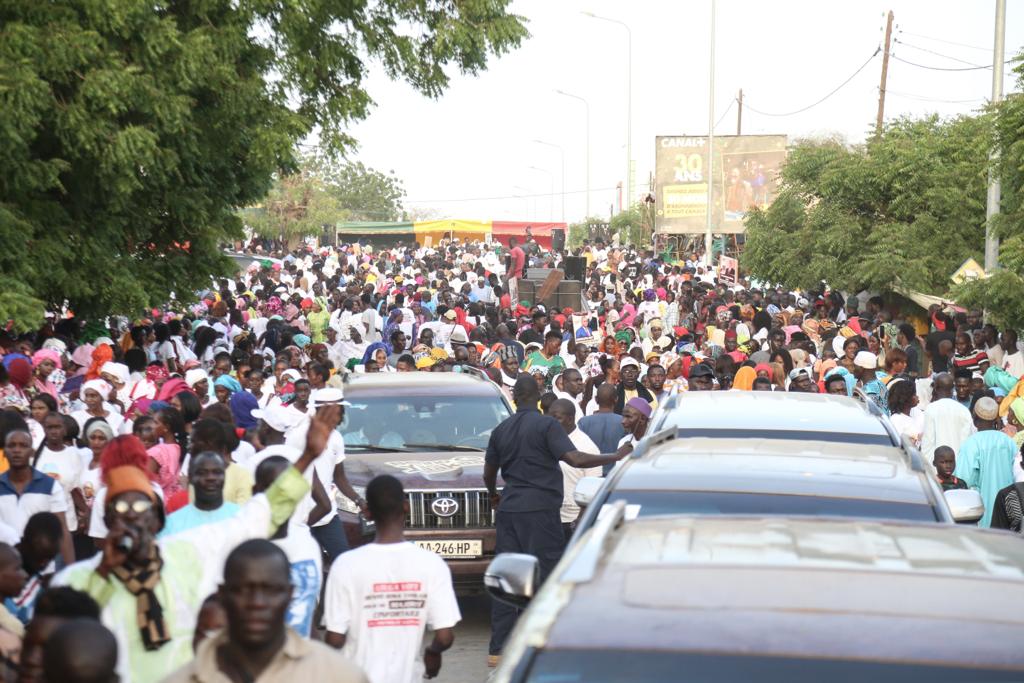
[86,344,113,380]
[156,378,192,402]
[100,435,157,482]
[7,358,31,388]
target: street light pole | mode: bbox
[555,89,591,218]
[985,0,1006,272]
[533,140,565,222]
[705,0,716,262]
[582,12,632,213]
[528,166,555,221]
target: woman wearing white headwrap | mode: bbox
[70,379,126,435]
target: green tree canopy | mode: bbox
[0,0,526,328]
[244,156,405,239]
[743,115,991,298]
[956,54,1024,327]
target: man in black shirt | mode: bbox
[483,376,628,665]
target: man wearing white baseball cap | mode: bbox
[285,387,364,564]
[250,403,330,638]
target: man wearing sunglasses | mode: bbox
[52,405,342,683]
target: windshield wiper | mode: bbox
[345,444,410,453]
[401,443,484,452]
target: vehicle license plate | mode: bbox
[415,540,483,558]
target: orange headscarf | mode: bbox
[86,343,113,380]
[733,366,757,391]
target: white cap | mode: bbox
[185,368,208,388]
[853,351,878,369]
[311,387,348,408]
[281,369,302,382]
[620,357,641,370]
[253,405,302,433]
[449,328,469,345]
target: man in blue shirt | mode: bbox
[578,384,626,476]
[483,376,629,666]
[160,452,239,537]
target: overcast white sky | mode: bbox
[343,0,1022,223]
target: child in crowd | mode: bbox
[934,446,968,491]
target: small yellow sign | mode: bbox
[950,257,986,284]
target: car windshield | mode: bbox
[603,490,937,522]
[339,394,510,451]
[522,650,1023,682]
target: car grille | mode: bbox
[405,490,495,529]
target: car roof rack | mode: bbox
[560,500,627,585]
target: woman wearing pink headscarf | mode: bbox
[31,348,61,399]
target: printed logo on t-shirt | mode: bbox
[287,559,320,637]
[367,582,426,628]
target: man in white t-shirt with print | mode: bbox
[325,475,460,683]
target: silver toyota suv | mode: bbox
[569,392,983,539]
[486,508,1024,682]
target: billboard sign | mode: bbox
[655,134,787,235]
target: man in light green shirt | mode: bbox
[54,406,340,683]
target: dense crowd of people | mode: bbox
[0,232,1022,680]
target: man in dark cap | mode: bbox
[483,376,630,666]
[688,363,715,391]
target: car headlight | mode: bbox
[335,486,366,515]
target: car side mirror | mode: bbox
[944,488,984,524]
[483,553,539,608]
[573,477,604,508]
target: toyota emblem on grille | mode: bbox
[431,497,459,518]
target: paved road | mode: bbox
[436,594,493,683]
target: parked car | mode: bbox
[335,371,510,589]
[648,389,901,447]
[569,432,982,541]
[486,509,1024,682]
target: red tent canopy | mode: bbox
[490,221,564,250]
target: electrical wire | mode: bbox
[899,30,1006,54]
[744,47,881,117]
[713,99,735,130]
[406,186,620,203]
[891,54,992,72]
[885,89,985,105]
[893,39,986,67]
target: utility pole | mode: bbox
[736,89,743,135]
[875,10,894,138]
[704,0,716,263]
[985,0,1006,272]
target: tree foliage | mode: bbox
[0,0,527,328]
[245,156,405,238]
[743,115,991,297]
[955,52,1024,327]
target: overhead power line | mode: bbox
[406,186,619,204]
[891,54,993,72]
[745,47,881,117]
[713,99,735,130]
[894,39,987,67]
[899,30,1007,54]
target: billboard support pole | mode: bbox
[704,0,716,263]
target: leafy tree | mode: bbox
[323,159,406,222]
[743,115,991,297]
[244,156,405,239]
[0,0,526,328]
[955,52,1024,327]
